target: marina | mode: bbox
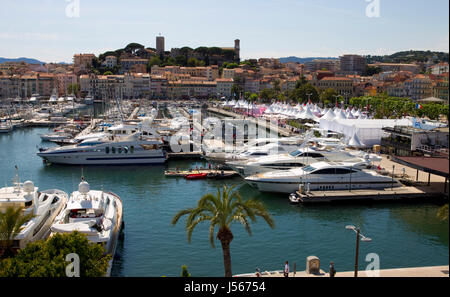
[0,100,448,277]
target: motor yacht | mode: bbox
[50,179,123,276]
[0,120,13,133]
[202,137,304,163]
[84,95,94,105]
[37,132,166,165]
[0,177,68,249]
[245,161,400,194]
[227,146,381,177]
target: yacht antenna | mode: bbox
[14,165,20,191]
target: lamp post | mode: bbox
[345,225,372,277]
[333,95,340,108]
[306,93,313,105]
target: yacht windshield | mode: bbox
[289,150,302,157]
[302,165,316,172]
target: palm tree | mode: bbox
[0,206,34,258]
[171,185,275,277]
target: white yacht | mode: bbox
[37,132,166,165]
[0,120,13,133]
[202,137,304,163]
[245,161,401,194]
[0,178,68,249]
[40,131,74,141]
[49,90,58,103]
[227,146,381,177]
[84,95,94,105]
[51,179,123,276]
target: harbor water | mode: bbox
[0,126,448,277]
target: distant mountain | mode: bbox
[279,57,338,64]
[0,57,45,64]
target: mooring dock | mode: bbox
[294,185,447,204]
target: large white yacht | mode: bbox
[0,120,13,133]
[37,132,166,165]
[227,146,381,177]
[245,161,400,194]
[50,179,123,276]
[0,177,68,249]
[202,137,305,163]
[84,94,94,105]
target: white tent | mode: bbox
[348,133,365,148]
[321,108,336,121]
[334,109,347,120]
[319,118,413,147]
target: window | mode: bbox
[111,147,116,154]
[106,147,110,154]
[118,147,122,154]
[130,146,134,153]
[334,168,358,174]
[312,168,336,175]
[302,165,316,172]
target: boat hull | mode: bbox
[38,154,166,165]
[246,178,400,194]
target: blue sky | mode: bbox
[0,0,448,63]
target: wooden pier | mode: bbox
[164,168,238,179]
[166,151,203,159]
[294,186,447,204]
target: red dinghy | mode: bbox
[185,173,208,180]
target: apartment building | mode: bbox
[166,80,217,99]
[404,75,433,100]
[120,58,149,74]
[73,54,96,74]
[430,63,449,75]
[312,76,354,100]
[102,56,118,68]
[216,78,233,98]
[305,59,340,72]
[369,63,420,74]
[339,54,367,75]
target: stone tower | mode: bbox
[234,39,240,61]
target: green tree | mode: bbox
[0,232,111,277]
[319,88,339,104]
[231,84,243,98]
[171,185,275,277]
[124,43,145,55]
[295,75,308,89]
[148,56,162,68]
[67,83,80,96]
[187,57,205,67]
[259,88,276,103]
[289,83,319,103]
[181,265,191,277]
[248,93,259,102]
[103,71,113,75]
[0,206,34,258]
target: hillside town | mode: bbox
[0,36,448,105]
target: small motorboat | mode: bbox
[185,173,208,180]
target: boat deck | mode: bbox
[164,169,238,179]
[295,185,446,204]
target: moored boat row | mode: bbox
[0,172,122,276]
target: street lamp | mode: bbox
[345,225,372,277]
